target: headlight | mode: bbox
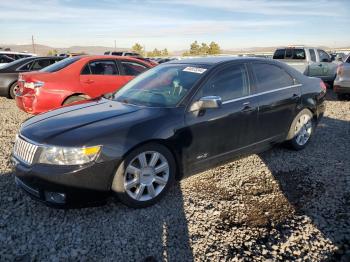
[38,145,101,165]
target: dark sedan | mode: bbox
[12,57,326,208]
[0,56,63,98]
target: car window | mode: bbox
[0,55,14,63]
[17,61,34,71]
[121,61,148,76]
[89,60,118,75]
[111,52,123,56]
[252,63,294,93]
[273,49,285,59]
[346,56,350,63]
[198,64,249,102]
[293,49,305,59]
[309,49,316,62]
[318,49,330,62]
[81,64,91,75]
[31,59,51,70]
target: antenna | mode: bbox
[32,35,36,54]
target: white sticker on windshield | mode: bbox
[183,67,207,74]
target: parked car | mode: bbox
[0,56,63,99]
[0,51,36,60]
[0,55,15,68]
[12,57,326,208]
[334,55,350,100]
[273,46,337,86]
[104,51,141,57]
[15,55,153,114]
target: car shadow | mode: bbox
[0,171,193,261]
[258,115,350,260]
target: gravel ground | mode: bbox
[0,91,349,261]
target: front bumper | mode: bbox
[12,157,117,207]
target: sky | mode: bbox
[0,0,349,51]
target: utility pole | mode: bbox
[31,35,36,54]
[114,40,116,51]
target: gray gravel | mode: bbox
[0,91,349,261]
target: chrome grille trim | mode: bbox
[13,136,38,165]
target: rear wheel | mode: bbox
[62,95,88,105]
[111,143,176,208]
[286,109,314,150]
[9,82,19,99]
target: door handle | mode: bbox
[241,102,254,113]
[318,64,322,67]
[84,79,94,84]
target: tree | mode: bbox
[208,41,221,55]
[161,48,169,56]
[47,49,58,56]
[189,41,200,55]
[131,43,144,56]
[199,42,209,55]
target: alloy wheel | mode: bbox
[294,114,312,146]
[123,151,169,201]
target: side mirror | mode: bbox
[189,96,222,112]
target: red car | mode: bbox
[15,55,153,114]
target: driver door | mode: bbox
[183,63,258,171]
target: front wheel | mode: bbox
[285,109,314,150]
[111,143,176,208]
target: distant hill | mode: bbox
[1,44,349,57]
[0,44,129,55]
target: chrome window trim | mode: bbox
[222,84,302,105]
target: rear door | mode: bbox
[80,59,120,97]
[251,62,300,142]
[184,63,259,166]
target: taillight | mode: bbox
[337,65,343,77]
[320,81,327,92]
[23,81,44,89]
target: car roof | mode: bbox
[166,56,269,66]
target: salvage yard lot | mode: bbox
[0,92,349,261]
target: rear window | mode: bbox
[273,48,305,60]
[273,49,285,59]
[40,57,80,73]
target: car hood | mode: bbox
[20,98,141,144]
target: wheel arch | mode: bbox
[61,93,90,105]
[121,139,184,181]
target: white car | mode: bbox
[0,51,36,68]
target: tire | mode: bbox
[337,94,348,101]
[62,95,88,105]
[111,143,176,208]
[285,109,315,151]
[9,82,19,99]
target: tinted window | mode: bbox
[309,49,316,62]
[318,49,330,62]
[293,49,305,59]
[114,64,207,107]
[40,57,80,72]
[89,60,118,75]
[121,61,148,76]
[252,63,294,92]
[111,52,123,56]
[273,49,285,59]
[198,64,249,101]
[0,55,14,63]
[285,49,293,59]
[346,56,350,63]
[18,61,34,71]
[81,64,91,75]
[31,59,51,70]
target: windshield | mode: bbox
[40,56,80,73]
[114,64,209,107]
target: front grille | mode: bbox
[13,136,38,165]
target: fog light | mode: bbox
[44,191,66,204]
